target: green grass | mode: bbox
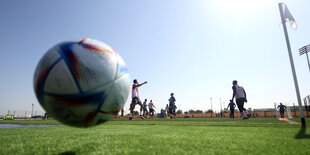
[0,118,309,154]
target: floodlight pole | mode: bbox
[306,52,310,72]
[299,45,310,72]
[278,3,306,128]
[274,103,278,118]
[210,97,213,118]
[220,98,222,113]
[31,103,34,118]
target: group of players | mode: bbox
[128,79,251,120]
[128,79,177,120]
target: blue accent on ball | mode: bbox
[44,88,107,107]
[58,42,83,93]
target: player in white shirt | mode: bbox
[129,79,147,120]
[231,80,250,119]
[148,100,156,118]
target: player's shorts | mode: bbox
[132,97,141,105]
[144,106,148,111]
[150,109,154,113]
[236,98,246,112]
[169,107,173,114]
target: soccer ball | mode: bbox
[33,38,130,127]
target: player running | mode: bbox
[168,93,176,119]
[129,79,147,120]
[148,100,156,118]
[142,99,149,118]
[172,104,177,118]
[231,80,250,119]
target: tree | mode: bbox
[176,109,183,114]
[187,109,203,114]
[195,110,203,114]
[188,109,195,114]
[184,111,189,114]
[205,109,214,113]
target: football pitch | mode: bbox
[0,118,309,154]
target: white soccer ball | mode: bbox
[33,38,130,127]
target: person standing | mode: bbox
[165,104,169,118]
[232,80,250,119]
[277,103,287,118]
[168,93,176,119]
[121,107,124,117]
[143,99,149,118]
[148,100,156,118]
[227,100,236,118]
[129,79,147,120]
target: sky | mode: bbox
[0,0,309,115]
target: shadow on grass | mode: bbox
[58,151,75,155]
[295,127,310,139]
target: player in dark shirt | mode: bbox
[227,100,236,118]
[277,103,287,118]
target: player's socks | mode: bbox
[129,113,132,120]
[241,112,246,119]
[246,110,251,118]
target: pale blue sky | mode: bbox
[0,0,309,115]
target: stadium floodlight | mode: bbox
[278,3,306,127]
[299,44,310,72]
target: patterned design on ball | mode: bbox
[33,38,130,127]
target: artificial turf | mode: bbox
[0,118,309,154]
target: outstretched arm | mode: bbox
[133,81,147,89]
[137,81,147,87]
